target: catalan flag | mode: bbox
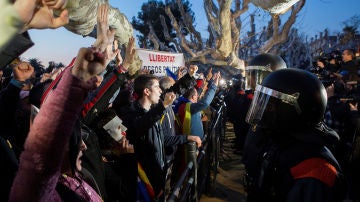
[138,162,155,200]
[137,176,151,202]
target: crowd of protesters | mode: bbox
[0,1,221,201]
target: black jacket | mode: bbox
[162,106,188,162]
[119,101,167,196]
[243,124,345,202]
[338,60,358,81]
[0,82,22,202]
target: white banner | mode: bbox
[136,48,185,77]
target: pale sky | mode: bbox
[21,0,360,67]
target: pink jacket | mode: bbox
[9,68,102,202]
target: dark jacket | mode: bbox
[0,81,21,144]
[338,60,358,81]
[243,124,345,202]
[0,81,22,201]
[0,136,18,202]
[119,101,167,196]
[162,106,188,162]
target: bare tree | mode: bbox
[150,0,306,74]
[59,0,305,75]
[340,15,360,46]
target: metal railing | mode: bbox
[167,95,227,202]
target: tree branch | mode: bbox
[160,15,171,41]
[280,0,305,40]
[148,23,172,51]
[232,0,250,18]
[260,0,306,52]
[165,6,196,56]
[204,0,220,38]
[218,0,232,57]
[148,33,160,50]
[176,0,203,49]
[160,15,182,51]
[230,17,240,54]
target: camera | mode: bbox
[210,90,226,111]
[164,79,195,95]
[163,74,197,97]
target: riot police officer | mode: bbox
[227,53,287,153]
[243,68,345,202]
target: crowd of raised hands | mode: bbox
[0,1,223,201]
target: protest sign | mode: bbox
[136,48,185,77]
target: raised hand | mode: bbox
[93,4,115,52]
[177,66,186,79]
[50,67,64,80]
[162,92,176,108]
[119,137,134,154]
[22,5,69,31]
[122,36,136,70]
[114,40,123,66]
[13,62,35,82]
[13,0,38,25]
[349,102,358,111]
[206,67,213,81]
[212,71,221,86]
[325,84,334,98]
[13,0,69,33]
[40,73,51,83]
[71,47,107,83]
[42,0,67,9]
[104,40,120,66]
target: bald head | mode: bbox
[159,76,176,91]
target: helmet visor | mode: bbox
[246,84,301,125]
[245,66,272,90]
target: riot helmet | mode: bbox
[246,68,327,132]
[245,53,287,90]
[231,74,245,91]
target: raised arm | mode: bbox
[190,72,220,113]
[14,0,69,32]
[92,3,115,52]
[9,47,107,202]
[0,62,34,136]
